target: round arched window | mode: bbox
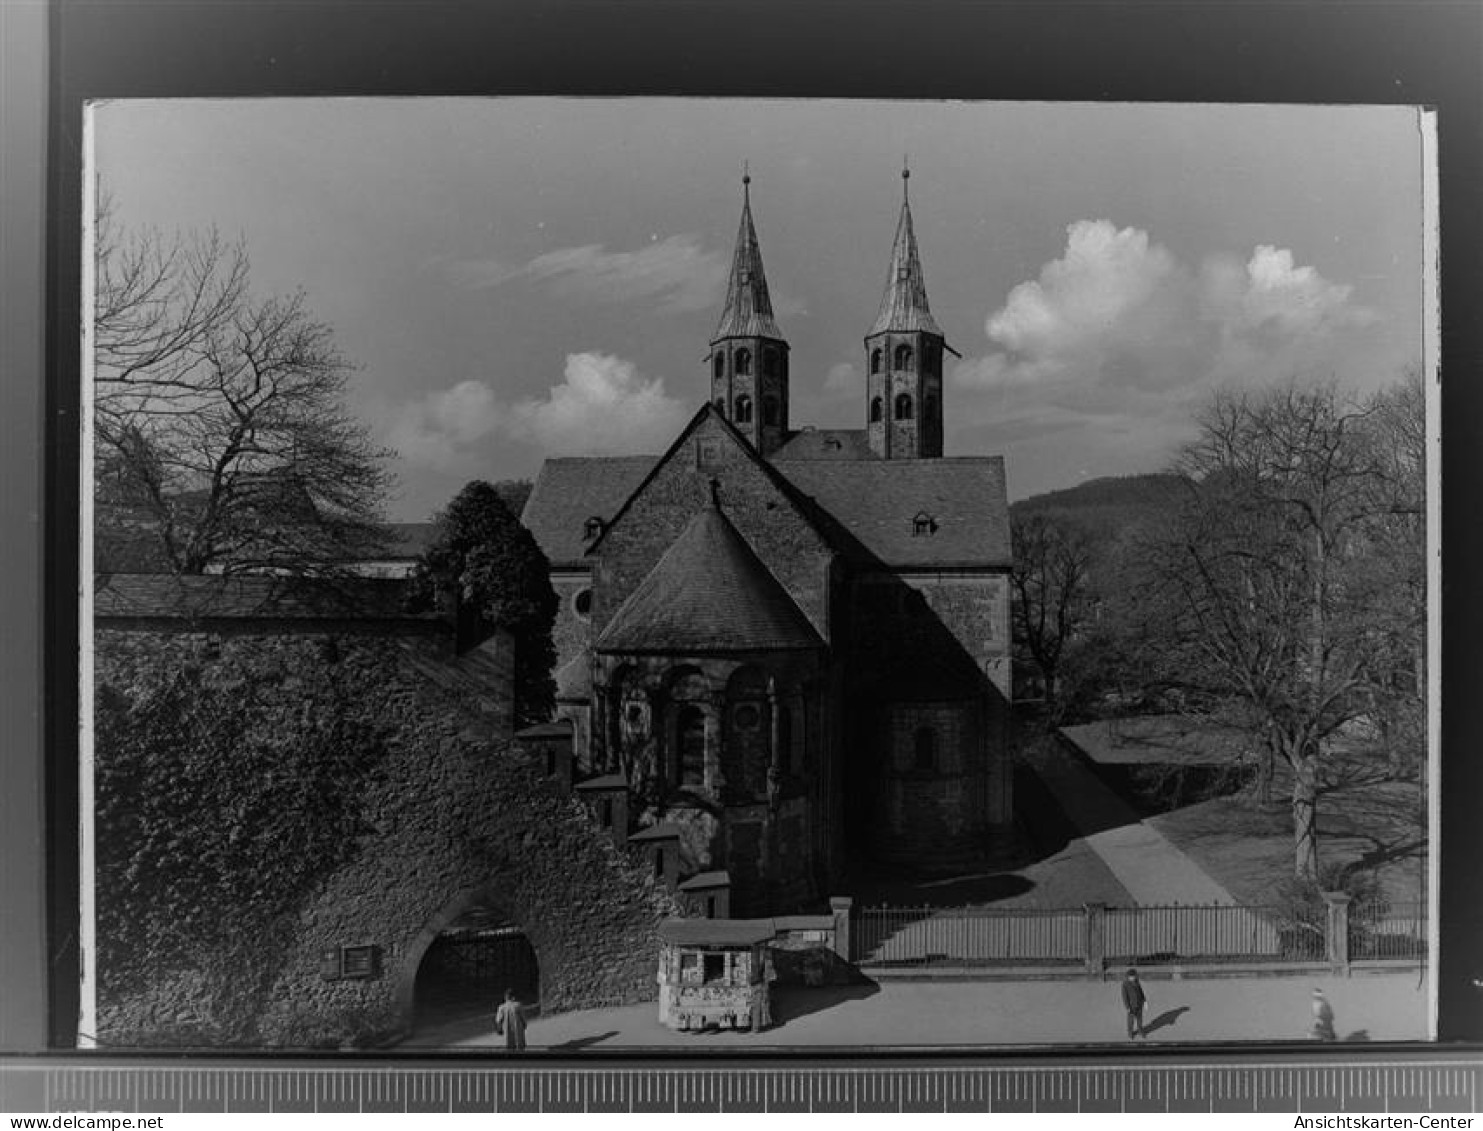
[735,395,754,424]
[573,588,592,618]
[895,393,914,421]
[894,344,914,370]
[870,348,883,375]
[735,348,753,376]
[713,353,725,379]
[870,396,884,424]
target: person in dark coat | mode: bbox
[1121,968,1147,1038]
[1310,988,1336,1041]
[494,988,528,1051]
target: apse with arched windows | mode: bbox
[589,650,826,914]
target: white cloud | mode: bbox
[383,352,688,471]
[508,352,690,453]
[953,220,1377,399]
[383,379,503,474]
[525,236,727,313]
[437,233,809,319]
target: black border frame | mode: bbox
[5,0,1480,1053]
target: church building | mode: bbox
[521,171,1013,914]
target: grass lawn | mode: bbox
[1148,770,1427,909]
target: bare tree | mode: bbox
[93,200,393,575]
[1010,511,1093,706]
[1148,381,1402,880]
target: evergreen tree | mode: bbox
[410,481,557,727]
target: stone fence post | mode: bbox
[1084,902,1107,977]
[1322,892,1352,974]
[830,896,853,963]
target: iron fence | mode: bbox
[1105,903,1322,963]
[1350,901,1428,960]
[851,900,1425,968]
[852,904,1083,967]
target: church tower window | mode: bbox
[713,353,725,379]
[735,394,753,424]
[735,348,752,376]
[870,396,883,424]
[763,397,779,426]
[763,347,780,377]
[870,348,883,375]
[894,393,914,421]
[894,344,914,370]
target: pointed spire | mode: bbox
[868,166,945,338]
[713,170,783,342]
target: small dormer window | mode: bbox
[912,511,937,537]
[583,515,605,541]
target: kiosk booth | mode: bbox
[656,919,774,1032]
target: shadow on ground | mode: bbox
[1141,1006,1190,1036]
[550,1030,619,1050]
[769,982,880,1027]
[841,865,1035,908]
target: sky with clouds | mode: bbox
[92,98,1426,520]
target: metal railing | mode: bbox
[852,904,1082,967]
[851,900,1425,969]
[1350,901,1427,960]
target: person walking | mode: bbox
[494,988,528,1051]
[1121,968,1147,1039]
[1310,988,1337,1041]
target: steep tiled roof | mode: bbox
[712,178,783,342]
[520,455,657,567]
[867,177,946,340]
[659,917,773,947]
[769,428,875,461]
[595,497,823,655]
[772,457,1010,568]
[94,573,438,624]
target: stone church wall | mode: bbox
[549,569,593,673]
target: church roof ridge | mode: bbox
[595,491,823,655]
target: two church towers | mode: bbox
[706,167,956,460]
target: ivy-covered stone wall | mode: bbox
[94,627,681,1048]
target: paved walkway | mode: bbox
[1030,740,1239,905]
[402,970,1430,1050]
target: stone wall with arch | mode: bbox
[96,624,682,1049]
